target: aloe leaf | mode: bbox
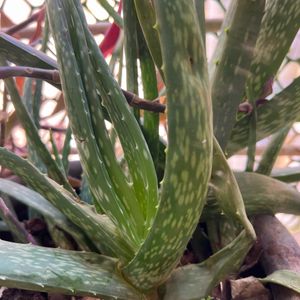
[122,0,212,290]
[123,0,138,94]
[96,0,123,28]
[0,178,93,251]
[0,64,74,194]
[259,270,300,294]
[211,138,255,239]
[23,78,46,173]
[271,167,300,183]
[138,26,159,169]
[49,130,65,175]
[70,0,159,231]
[210,0,265,150]
[194,0,205,47]
[0,32,57,70]
[256,125,290,175]
[0,240,140,299]
[62,126,72,174]
[80,174,93,205]
[162,231,253,300]
[0,148,133,260]
[204,172,300,219]
[246,0,300,102]
[47,0,145,249]
[227,76,300,155]
[134,0,163,76]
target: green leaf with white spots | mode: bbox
[134,0,163,76]
[0,178,93,251]
[0,147,133,260]
[162,231,253,300]
[246,0,300,101]
[0,240,141,299]
[259,270,300,294]
[227,76,300,155]
[210,0,265,150]
[122,0,212,291]
[68,0,159,235]
[211,139,256,239]
[0,32,57,71]
[204,172,300,219]
[46,0,148,251]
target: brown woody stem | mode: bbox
[4,7,46,36]
[0,66,166,113]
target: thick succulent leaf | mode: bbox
[0,179,93,251]
[122,0,212,291]
[67,0,144,235]
[23,78,46,173]
[123,0,139,95]
[259,270,300,294]
[0,240,140,299]
[69,0,159,233]
[162,231,253,300]
[227,76,300,155]
[211,139,255,238]
[204,172,300,219]
[96,0,123,28]
[210,0,265,150]
[0,148,133,260]
[134,0,163,76]
[271,167,300,183]
[138,26,160,170]
[62,126,72,173]
[0,32,57,70]
[246,0,300,101]
[46,0,145,250]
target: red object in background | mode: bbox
[99,0,122,57]
[29,7,45,44]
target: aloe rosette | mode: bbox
[0,0,300,299]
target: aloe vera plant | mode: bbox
[0,0,300,299]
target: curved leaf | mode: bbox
[259,270,300,294]
[122,0,212,290]
[210,0,265,150]
[0,240,140,299]
[246,0,300,101]
[0,178,92,251]
[69,0,159,235]
[163,231,253,300]
[46,0,144,250]
[0,147,133,260]
[204,172,300,219]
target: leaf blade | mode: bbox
[0,240,140,299]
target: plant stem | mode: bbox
[0,66,166,113]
